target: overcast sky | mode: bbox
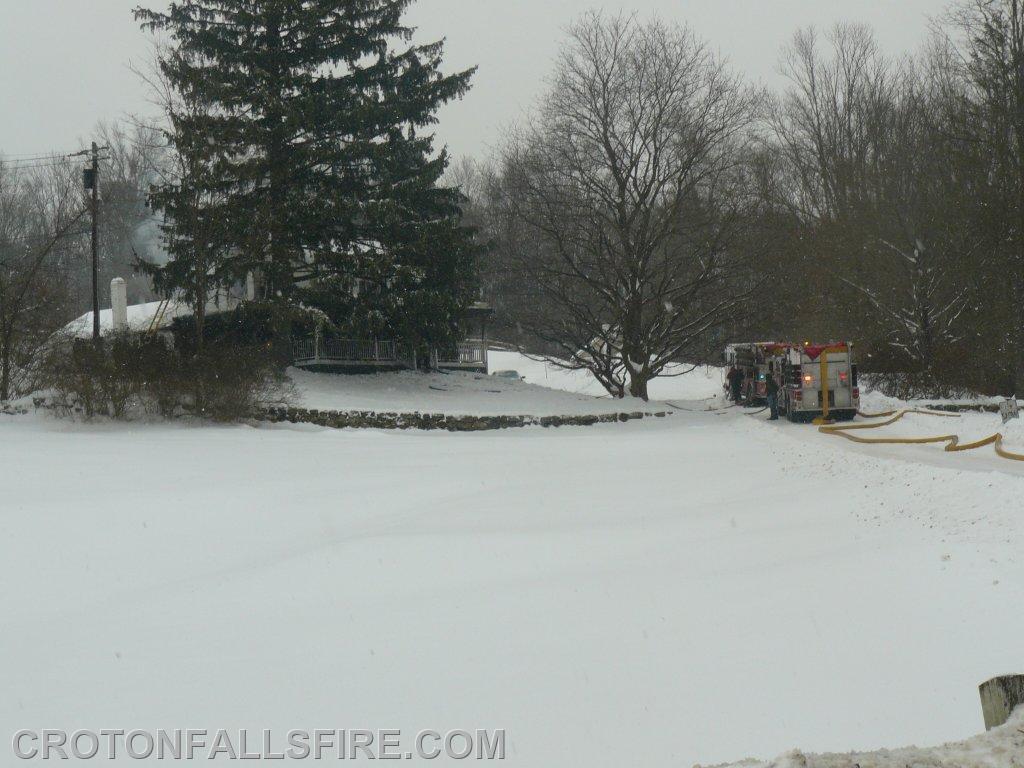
[0,0,943,161]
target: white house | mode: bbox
[64,278,495,374]
[64,278,249,342]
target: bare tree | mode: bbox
[769,25,977,386]
[495,14,759,399]
[0,161,85,402]
[945,0,1024,392]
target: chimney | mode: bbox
[110,278,128,333]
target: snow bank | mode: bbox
[702,707,1024,767]
[857,388,905,414]
[998,416,1024,447]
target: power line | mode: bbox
[2,147,110,168]
[1,158,68,167]
[2,156,68,164]
[0,150,73,160]
[1,153,111,176]
[0,228,91,246]
[1,159,75,171]
[1,149,75,161]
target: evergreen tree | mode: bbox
[135,0,477,349]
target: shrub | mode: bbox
[188,344,293,422]
[40,332,291,422]
[44,336,132,418]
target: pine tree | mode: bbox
[135,0,477,349]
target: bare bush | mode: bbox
[40,333,291,422]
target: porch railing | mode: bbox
[437,342,487,365]
[293,338,316,362]
[294,337,487,368]
[293,337,402,364]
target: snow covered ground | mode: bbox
[289,367,653,417]
[2,356,1022,766]
[290,351,724,415]
[485,349,727,401]
[822,388,1024,472]
[705,708,1023,767]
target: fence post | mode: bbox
[979,675,1024,730]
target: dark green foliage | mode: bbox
[135,0,478,349]
[169,303,278,357]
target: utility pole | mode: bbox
[74,142,107,344]
[90,142,100,343]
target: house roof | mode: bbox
[64,294,242,340]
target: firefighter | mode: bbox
[728,366,744,404]
[766,372,780,420]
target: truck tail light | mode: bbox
[802,374,813,385]
[853,387,860,400]
[839,371,848,384]
[794,390,803,401]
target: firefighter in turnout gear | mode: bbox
[727,366,744,404]
[766,372,780,420]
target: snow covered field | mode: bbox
[290,351,723,416]
[289,366,646,417]
[2,358,1022,766]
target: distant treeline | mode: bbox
[461,2,1024,399]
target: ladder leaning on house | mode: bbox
[146,298,172,337]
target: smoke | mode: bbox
[131,215,168,266]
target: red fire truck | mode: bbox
[725,341,859,422]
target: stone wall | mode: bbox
[23,394,671,430]
[260,406,671,431]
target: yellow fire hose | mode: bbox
[818,409,1024,462]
